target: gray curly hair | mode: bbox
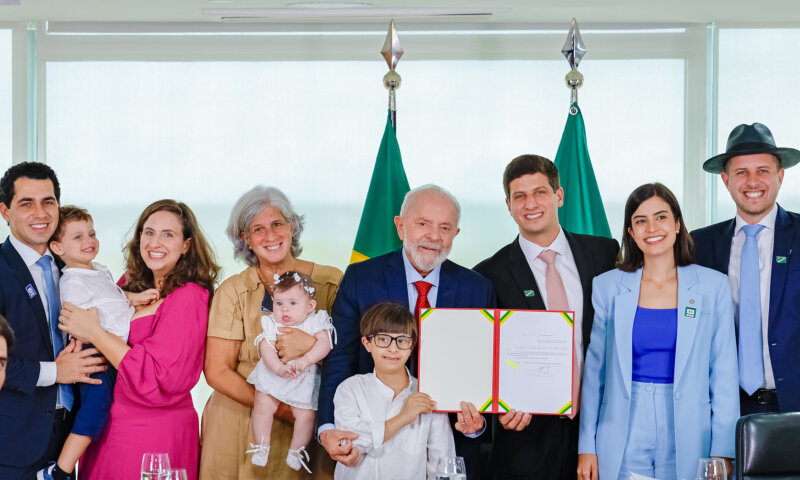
[226,186,305,267]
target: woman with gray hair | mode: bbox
[200,186,342,480]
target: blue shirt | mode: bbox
[632,307,677,384]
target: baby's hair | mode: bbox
[272,271,316,300]
[50,205,93,244]
[360,302,417,340]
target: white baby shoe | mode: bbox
[286,446,311,473]
[246,438,270,467]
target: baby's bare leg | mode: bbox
[57,433,91,473]
[289,407,316,450]
[252,392,280,446]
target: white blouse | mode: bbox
[333,371,455,480]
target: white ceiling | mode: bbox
[2,0,800,26]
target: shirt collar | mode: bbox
[370,368,417,396]
[401,248,441,287]
[518,228,569,261]
[9,233,54,268]
[734,203,778,235]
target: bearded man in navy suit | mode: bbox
[692,123,800,414]
[318,184,494,479]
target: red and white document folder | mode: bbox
[417,308,575,415]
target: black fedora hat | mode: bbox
[703,122,800,174]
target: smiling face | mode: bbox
[272,284,316,326]
[49,219,99,270]
[394,192,460,275]
[140,210,191,285]
[627,195,680,262]
[0,178,59,255]
[721,153,784,224]
[362,331,413,375]
[242,205,294,267]
[506,173,564,246]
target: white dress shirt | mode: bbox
[60,262,133,343]
[518,229,586,380]
[8,234,61,388]
[727,204,778,389]
[333,371,456,480]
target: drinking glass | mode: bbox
[165,469,188,480]
[436,456,467,480]
[695,458,727,480]
[141,453,171,480]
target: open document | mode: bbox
[417,308,575,415]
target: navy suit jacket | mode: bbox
[691,205,800,412]
[0,237,63,468]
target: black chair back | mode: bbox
[736,412,800,480]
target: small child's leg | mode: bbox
[57,434,91,473]
[288,407,315,450]
[251,392,280,446]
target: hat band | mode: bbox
[726,141,778,155]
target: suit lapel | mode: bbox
[1,238,54,354]
[437,260,458,308]
[565,232,595,350]
[674,265,702,387]
[508,238,546,310]
[769,206,792,327]
[384,250,411,305]
[713,220,735,274]
[614,269,640,396]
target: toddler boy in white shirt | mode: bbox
[333,301,455,480]
[37,206,158,480]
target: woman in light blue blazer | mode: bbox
[577,183,739,480]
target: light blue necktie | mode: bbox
[35,255,74,411]
[739,224,766,395]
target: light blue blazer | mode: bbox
[578,264,739,480]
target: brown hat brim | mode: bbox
[702,146,800,174]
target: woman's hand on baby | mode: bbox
[400,392,436,425]
[127,288,160,306]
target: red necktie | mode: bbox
[413,281,433,319]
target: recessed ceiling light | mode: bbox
[287,2,373,8]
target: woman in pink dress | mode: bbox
[60,199,220,480]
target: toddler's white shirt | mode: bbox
[59,263,133,342]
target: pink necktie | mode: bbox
[538,249,580,419]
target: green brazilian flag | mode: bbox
[350,111,411,264]
[554,103,612,238]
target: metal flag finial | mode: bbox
[561,17,586,110]
[381,19,403,123]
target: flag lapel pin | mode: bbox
[523,290,535,297]
[776,256,787,264]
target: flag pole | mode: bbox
[561,18,586,113]
[381,19,404,130]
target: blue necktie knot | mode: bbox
[742,224,765,239]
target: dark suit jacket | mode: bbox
[691,205,800,412]
[318,248,495,479]
[0,237,62,469]
[473,232,619,477]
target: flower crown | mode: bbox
[273,271,316,296]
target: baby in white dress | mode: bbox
[246,271,334,473]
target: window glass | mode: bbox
[0,29,12,241]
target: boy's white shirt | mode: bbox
[59,262,134,342]
[333,370,455,480]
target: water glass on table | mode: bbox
[695,458,727,480]
[141,452,171,480]
[164,468,188,480]
[436,456,467,480]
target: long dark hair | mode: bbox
[123,199,220,299]
[618,183,694,272]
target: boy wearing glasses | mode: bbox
[332,302,455,479]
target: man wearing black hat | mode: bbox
[692,122,800,414]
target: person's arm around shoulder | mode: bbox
[577,274,614,480]
[706,269,739,460]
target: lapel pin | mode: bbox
[776,256,787,264]
[684,307,697,318]
[523,290,536,297]
[25,284,36,299]
[690,299,695,304]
